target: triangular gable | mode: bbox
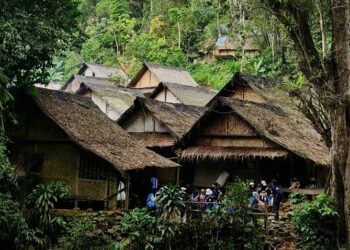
[150,82,217,106]
[127,63,198,88]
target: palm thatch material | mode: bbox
[78,62,129,80]
[215,36,259,52]
[62,75,146,116]
[182,146,288,162]
[203,72,330,165]
[34,88,179,171]
[149,82,217,106]
[127,63,198,88]
[118,97,206,140]
[129,133,176,147]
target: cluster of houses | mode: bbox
[7,62,330,210]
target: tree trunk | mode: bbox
[316,0,327,59]
[177,21,181,48]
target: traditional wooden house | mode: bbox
[213,36,259,59]
[77,62,129,81]
[61,75,148,120]
[118,97,206,186]
[7,88,178,210]
[127,63,198,93]
[179,73,330,190]
[149,82,217,106]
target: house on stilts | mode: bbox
[178,73,330,192]
[7,88,178,210]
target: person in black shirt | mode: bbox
[271,179,283,222]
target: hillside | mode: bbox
[52,0,302,90]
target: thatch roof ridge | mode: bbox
[118,97,206,140]
[34,88,179,171]
[81,62,129,80]
[149,82,217,106]
[217,96,330,165]
[127,63,198,88]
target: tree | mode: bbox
[0,0,81,89]
[257,0,350,246]
[169,8,183,48]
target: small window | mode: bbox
[79,152,108,181]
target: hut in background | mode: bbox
[7,88,178,210]
[179,73,330,190]
[149,82,217,106]
[118,98,206,189]
[213,36,259,59]
[61,75,147,120]
[127,63,198,93]
[78,62,129,82]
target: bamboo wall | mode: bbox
[134,69,159,88]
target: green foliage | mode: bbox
[116,208,160,249]
[156,184,187,220]
[0,193,33,248]
[0,145,18,196]
[294,193,338,249]
[58,215,114,250]
[0,0,82,88]
[289,192,307,204]
[25,182,70,231]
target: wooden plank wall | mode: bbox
[195,113,277,148]
[229,85,266,103]
[121,109,168,133]
[134,69,159,88]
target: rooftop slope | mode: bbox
[118,98,206,140]
[35,88,179,170]
[81,62,129,80]
[149,82,217,106]
[211,72,330,165]
[128,63,198,88]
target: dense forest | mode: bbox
[53,0,305,90]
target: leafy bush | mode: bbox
[223,178,263,250]
[289,192,307,204]
[294,193,338,249]
[58,216,114,250]
[26,181,70,230]
[156,184,187,221]
[0,193,33,248]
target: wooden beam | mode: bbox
[125,174,130,210]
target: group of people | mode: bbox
[146,176,284,222]
[249,179,283,222]
[189,182,224,210]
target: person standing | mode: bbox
[271,179,283,222]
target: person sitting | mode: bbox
[205,192,216,211]
[289,177,301,190]
[190,191,200,202]
[199,189,206,202]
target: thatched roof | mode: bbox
[215,36,259,51]
[78,62,129,80]
[118,97,206,140]
[34,88,179,171]
[129,133,176,148]
[35,82,62,90]
[62,75,146,116]
[182,146,288,162]
[203,72,330,165]
[127,63,198,88]
[149,82,217,107]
